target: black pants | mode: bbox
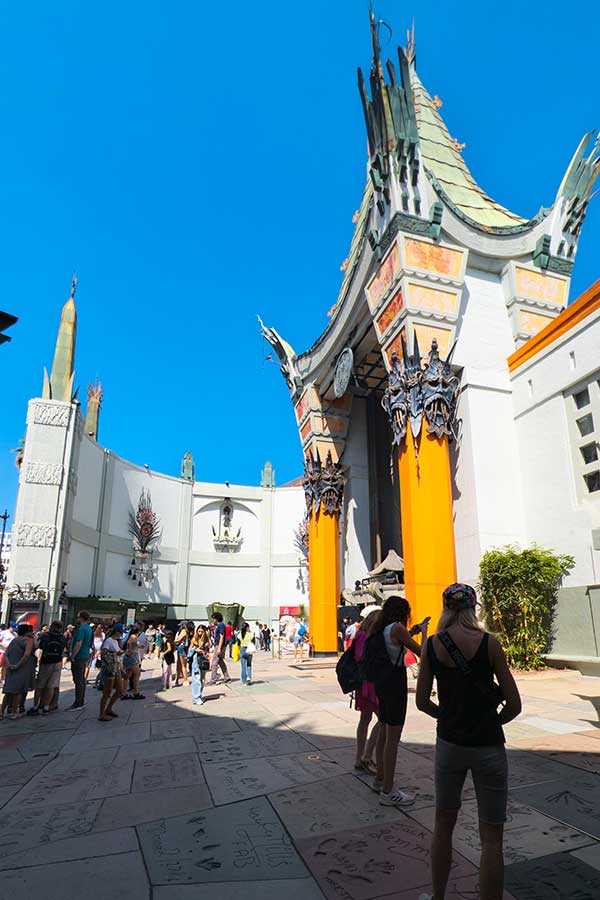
[71,659,88,707]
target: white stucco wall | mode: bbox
[342,397,371,587]
[510,308,600,585]
[452,267,527,584]
[5,404,306,624]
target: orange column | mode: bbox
[308,504,340,654]
[399,429,456,630]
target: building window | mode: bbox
[577,413,594,437]
[584,471,600,493]
[574,387,590,409]
[565,374,600,502]
[581,443,599,464]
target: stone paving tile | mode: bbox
[5,751,133,807]
[505,749,588,790]
[410,798,595,866]
[0,747,26,765]
[572,841,600,871]
[137,796,308,885]
[202,750,349,805]
[21,729,74,758]
[151,716,239,741]
[196,726,315,764]
[511,772,600,838]
[521,716,592,735]
[153,878,325,900]
[0,786,21,810]
[0,851,150,899]
[93,783,213,831]
[296,818,475,900]
[269,774,407,839]
[115,736,198,762]
[1,756,53,785]
[61,722,150,753]
[132,752,205,793]
[0,799,102,858]
[0,826,138,870]
[505,850,600,899]
[375,872,516,899]
[508,733,600,775]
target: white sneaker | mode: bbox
[379,789,415,807]
[247,678,252,685]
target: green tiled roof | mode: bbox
[410,66,528,229]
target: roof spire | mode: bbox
[404,18,415,63]
[42,274,78,402]
[84,380,103,440]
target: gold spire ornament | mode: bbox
[43,273,78,402]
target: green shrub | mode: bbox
[478,545,574,670]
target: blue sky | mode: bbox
[1,0,599,516]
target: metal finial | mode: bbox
[70,272,78,299]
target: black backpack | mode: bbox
[336,642,362,694]
[359,629,403,685]
[40,631,66,664]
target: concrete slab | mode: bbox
[511,773,600,838]
[410,798,594,866]
[115,737,198,762]
[297,818,474,900]
[137,797,308,885]
[0,800,102,858]
[6,752,132,806]
[195,727,315,764]
[93,783,214,832]
[0,748,26,766]
[61,723,150,753]
[521,716,592,734]
[506,749,590,790]
[151,717,239,741]
[202,751,347,805]
[132,752,205,793]
[2,757,54,785]
[0,786,21,810]
[153,880,324,900]
[375,872,516,899]
[269,774,406,839]
[505,850,600,899]
[0,851,149,900]
[0,826,138,870]
[510,734,600,775]
[20,730,74,758]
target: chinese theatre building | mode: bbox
[262,13,600,663]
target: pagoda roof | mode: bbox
[410,67,529,231]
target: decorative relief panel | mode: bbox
[515,267,566,305]
[403,237,464,279]
[366,243,400,312]
[15,523,57,548]
[24,462,64,486]
[374,288,404,339]
[32,402,71,427]
[407,283,459,317]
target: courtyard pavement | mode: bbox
[1,653,600,899]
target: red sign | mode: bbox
[279,606,301,617]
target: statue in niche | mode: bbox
[212,499,243,552]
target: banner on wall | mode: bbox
[279,605,301,617]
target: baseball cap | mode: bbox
[9,621,17,629]
[112,623,124,633]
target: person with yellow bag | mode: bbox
[232,635,240,663]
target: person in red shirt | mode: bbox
[225,622,234,658]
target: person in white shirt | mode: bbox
[98,624,124,721]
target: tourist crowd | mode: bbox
[0,611,280,722]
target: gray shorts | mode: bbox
[435,737,508,824]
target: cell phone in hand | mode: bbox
[418,617,431,628]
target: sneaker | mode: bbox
[379,789,415,807]
[223,677,232,684]
[26,707,39,717]
[369,779,384,793]
[66,703,84,711]
[246,678,252,685]
[193,699,204,706]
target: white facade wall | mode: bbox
[342,397,371,588]
[4,398,306,623]
[510,309,600,585]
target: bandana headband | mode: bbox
[443,583,477,610]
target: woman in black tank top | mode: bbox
[416,583,521,900]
